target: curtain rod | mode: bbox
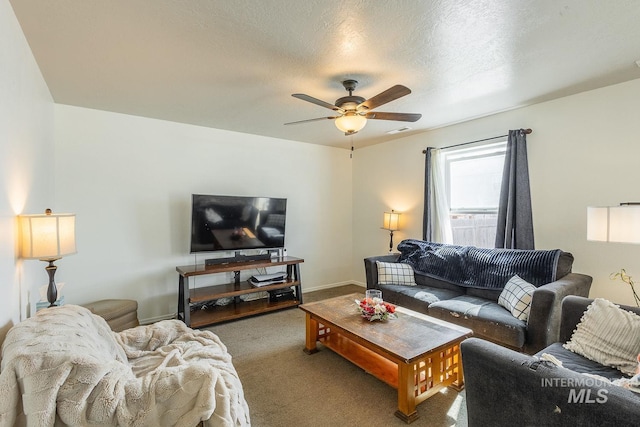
[421,128,532,154]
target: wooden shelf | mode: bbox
[177,256,304,328]
[190,279,299,303]
[177,256,303,277]
[190,298,300,328]
[320,331,399,388]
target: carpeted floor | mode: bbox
[208,285,468,427]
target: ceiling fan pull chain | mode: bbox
[350,135,354,159]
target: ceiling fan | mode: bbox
[285,79,422,135]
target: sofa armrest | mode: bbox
[461,337,640,427]
[363,254,400,289]
[558,295,595,343]
[525,273,592,354]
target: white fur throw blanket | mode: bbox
[0,305,250,426]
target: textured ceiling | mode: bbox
[9,0,640,149]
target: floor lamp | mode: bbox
[19,209,77,307]
[382,210,401,253]
[587,203,640,306]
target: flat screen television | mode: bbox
[190,194,287,253]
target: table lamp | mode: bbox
[382,210,401,253]
[19,209,76,307]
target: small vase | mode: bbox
[366,289,382,301]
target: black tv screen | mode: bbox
[190,194,287,253]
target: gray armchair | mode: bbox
[461,296,640,427]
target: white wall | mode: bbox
[0,0,55,343]
[54,105,353,322]
[5,0,640,328]
[353,77,640,307]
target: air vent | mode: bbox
[387,126,412,135]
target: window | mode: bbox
[443,141,506,247]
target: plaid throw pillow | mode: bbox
[498,275,536,321]
[376,261,416,286]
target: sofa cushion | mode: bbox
[429,295,526,349]
[465,287,503,301]
[397,239,569,289]
[563,298,640,376]
[536,343,631,381]
[377,284,463,315]
[498,275,536,321]
[376,261,416,286]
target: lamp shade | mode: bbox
[19,211,76,260]
[586,206,609,241]
[382,210,401,231]
[335,112,367,134]
[587,205,640,244]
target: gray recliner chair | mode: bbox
[461,296,640,427]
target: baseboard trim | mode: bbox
[302,281,365,294]
[140,313,176,325]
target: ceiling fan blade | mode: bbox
[284,116,338,125]
[292,94,343,112]
[365,112,422,122]
[358,85,411,111]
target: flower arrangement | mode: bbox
[355,297,396,321]
[610,269,640,307]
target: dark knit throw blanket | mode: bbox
[397,239,562,289]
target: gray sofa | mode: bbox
[461,296,640,427]
[364,239,592,354]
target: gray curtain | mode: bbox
[495,129,535,249]
[423,147,434,241]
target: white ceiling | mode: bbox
[9,0,640,149]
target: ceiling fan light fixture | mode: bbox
[287,81,419,134]
[335,112,367,134]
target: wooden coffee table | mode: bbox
[299,293,473,423]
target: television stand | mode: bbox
[176,256,304,328]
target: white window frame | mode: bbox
[442,140,507,247]
[444,141,507,214]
